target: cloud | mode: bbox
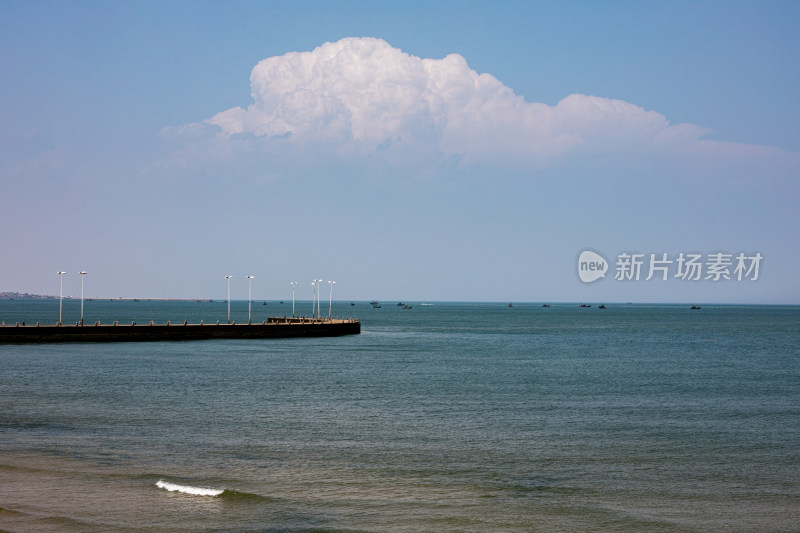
[171,37,796,174]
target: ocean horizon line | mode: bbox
[2,294,798,308]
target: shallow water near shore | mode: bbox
[1,300,799,532]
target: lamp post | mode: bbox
[311,281,317,319]
[328,280,336,319]
[78,271,87,325]
[246,275,254,324]
[314,279,323,319]
[225,275,233,324]
[57,272,66,325]
[290,282,297,317]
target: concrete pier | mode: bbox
[0,317,360,344]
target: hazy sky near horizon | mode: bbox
[2,0,799,303]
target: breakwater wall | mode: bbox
[0,317,360,344]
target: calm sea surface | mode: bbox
[1,300,799,532]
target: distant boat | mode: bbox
[542,304,550,307]
[372,304,381,309]
[263,301,268,306]
[580,304,591,308]
[370,300,379,305]
[690,305,701,310]
[598,304,606,309]
[508,303,513,307]
[397,302,404,306]
[402,305,412,309]
[350,301,355,306]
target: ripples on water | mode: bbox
[1,300,799,531]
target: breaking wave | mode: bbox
[155,479,270,502]
[156,479,224,496]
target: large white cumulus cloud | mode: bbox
[189,37,793,172]
[205,37,706,162]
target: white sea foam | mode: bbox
[156,479,223,496]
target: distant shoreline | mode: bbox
[0,292,57,300]
[0,293,211,302]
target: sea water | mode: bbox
[1,300,798,532]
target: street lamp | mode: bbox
[57,272,66,325]
[78,271,87,325]
[225,275,233,324]
[290,282,297,317]
[311,281,317,319]
[246,275,254,324]
[328,280,336,319]
[314,279,323,319]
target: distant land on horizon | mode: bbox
[0,292,213,302]
[0,291,59,300]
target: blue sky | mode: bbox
[2,1,798,304]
